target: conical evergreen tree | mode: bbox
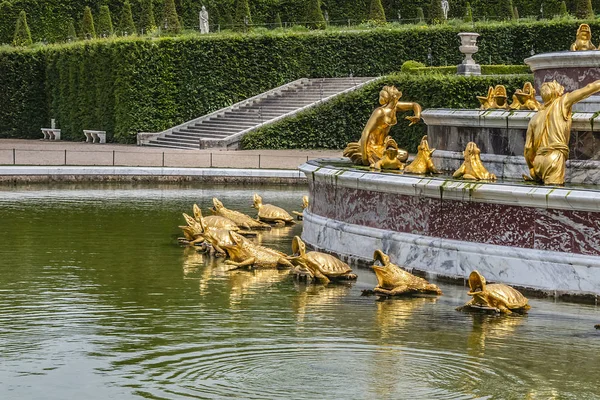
[81,6,96,39]
[416,7,425,23]
[501,0,515,20]
[274,13,282,29]
[369,0,386,23]
[576,0,594,19]
[163,0,181,33]
[234,0,252,31]
[513,6,520,19]
[429,0,444,24]
[67,19,77,41]
[13,10,32,46]
[96,5,114,37]
[559,1,568,16]
[306,0,326,29]
[139,0,156,34]
[119,2,137,35]
[464,2,473,22]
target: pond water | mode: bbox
[1,183,599,400]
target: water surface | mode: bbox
[0,183,599,399]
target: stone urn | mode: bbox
[457,32,481,76]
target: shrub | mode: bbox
[81,6,96,40]
[502,0,516,20]
[67,20,77,41]
[464,2,473,22]
[575,0,594,19]
[559,1,568,16]
[163,0,181,34]
[96,6,114,38]
[514,6,520,19]
[429,0,445,24]
[369,0,386,24]
[416,7,425,23]
[274,13,282,29]
[13,11,32,46]
[119,2,137,36]
[139,0,156,35]
[240,73,532,151]
[306,0,326,30]
[401,60,426,73]
[234,0,252,32]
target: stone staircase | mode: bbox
[141,77,376,150]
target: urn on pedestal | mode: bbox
[457,32,481,76]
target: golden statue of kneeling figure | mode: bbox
[344,85,422,167]
[570,23,596,51]
[524,79,600,185]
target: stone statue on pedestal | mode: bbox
[200,6,209,34]
[441,0,449,20]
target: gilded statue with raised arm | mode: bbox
[524,79,600,185]
[344,85,422,167]
[570,24,596,51]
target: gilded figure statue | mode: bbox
[285,236,358,284]
[292,195,309,220]
[204,230,289,269]
[457,270,531,314]
[477,85,509,110]
[404,135,439,174]
[453,142,497,181]
[509,82,542,111]
[372,138,405,170]
[570,23,596,51]
[343,85,422,167]
[367,250,442,296]
[211,198,271,230]
[524,79,600,185]
[253,194,295,226]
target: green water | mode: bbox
[1,183,599,400]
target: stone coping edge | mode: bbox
[299,160,600,213]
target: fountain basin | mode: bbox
[422,108,600,184]
[300,159,600,298]
[526,51,600,112]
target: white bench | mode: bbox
[41,128,61,140]
[83,130,106,144]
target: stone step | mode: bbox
[179,126,241,134]
[147,140,198,150]
[155,136,199,145]
[172,130,229,139]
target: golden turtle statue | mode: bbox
[206,230,289,269]
[404,135,439,175]
[369,250,442,296]
[292,195,309,220]
[192,204,238,231]
[253,194,295,226]
[453,142,497,181]
[458,270,531,314]
[211,198,271,230]
[179,214,234,255]
[285,236,357,284]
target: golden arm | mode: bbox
[565,80,600,109]
[396,102,422,126]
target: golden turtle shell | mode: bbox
[305,251,352,276]
[203,215,238,230]
[478,283,529,309]
[258,204,294,222]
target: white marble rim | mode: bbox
[525,51,600,71]
[0,166,303,179]
[303,210,600,295]
[300,161,600,212]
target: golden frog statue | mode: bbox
[292,195,309,220]
[206,230,289,269]
[509,82,542,111]
[570,23,596,51]
[343,85,421,166]
[211,198,271,230]
[404,135,439,175]
[372,138,405,170]
[458,270,531,314]
[252,194,295,226]
[285,236,357,284]
[477,85,509,110]
[453,142,497,181]
[370,250,442,296]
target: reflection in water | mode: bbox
[467,313,525,357]
[292,283,353,326]
[375,297,437,340]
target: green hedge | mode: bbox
[0,0,599,44]
[406,64,531,74]
[240,73,532,152]
[0,19,590,142]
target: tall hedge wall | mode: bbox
[0,19,592,142]
[240,73,532,152]
[0,0,599,44]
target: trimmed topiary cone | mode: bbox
[13,10,32,46]
[234,0,252,31]
[162,0,181,34]
[429,0,444,24]
[139,0,156,34]
[119,1,137,35]
[306,0,326,29]
[81,6,96,39]
[576,0,594,19]
[97,5,114,37]
[369,0,386,23]
[464,2,473,22]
